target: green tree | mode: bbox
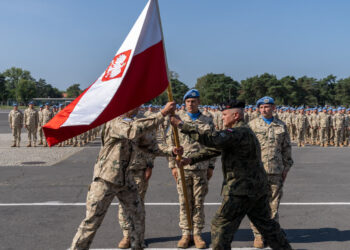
[66,84,82,98]
[334,77,350,105]
[150,78,189,105]
[296,76,318,106]
[315,75,337,106]
[0,74,8,104]
[16,79,37,103]
[239,73,280,104]
[195,73,240,104]
[3,67,34,100]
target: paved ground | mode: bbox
[0,136,350,249]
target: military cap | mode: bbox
[221,99,245,111]
[183,89,200,101]
[13,103,18,106]
[28,101,34,105]
[45,102,50,106]
[256,96,274,107]
[39,105,43,108]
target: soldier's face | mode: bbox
[222,108,241,127]
[29,104,33,108]
[185,98,199,114]
[13,106,18,110]
[259,104,274,119]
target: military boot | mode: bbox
[118,236,130,249]
[38,141,43,145]
[193,235,206,249]
[27,142,31,147]
[253,236,265,248]
[33,142,36,147]
[11,142,16,147]
[177,235,191,248]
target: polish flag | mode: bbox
[43,0,169,146]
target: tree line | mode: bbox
[1,67,350,106]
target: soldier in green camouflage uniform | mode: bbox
[70,102,177,250]
[309,108,319,145]
[117,112,158,249]
[248,96,293,248]
[8,104,23,147]
[333,108,346,147]
[170,99,292,250]
[295,108,308,147]
[167,89,215,249]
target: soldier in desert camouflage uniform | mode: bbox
[70,102,178,250]
[295,107,308,147]
[318,108,330,147]
[167,89,215,249]
[171,99,292,250]
[37,105,44,145]
[309,108,319,145]
[117,111,158,249]
[248,96,293,248]
[42,103,54,147]
[8,103,23,147]
[333,107,346,147]
[23,101,39,147]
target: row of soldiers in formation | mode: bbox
[8,102,100,147]
[71,92,292,250]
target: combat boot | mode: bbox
[253,236,265,248]
[118,236,130,249]
[340,143,343,147]
[33,142,36,147]
[38,141,43,145]
[11,142,16,147]
[193,235,206,249]
[177,235,191,248]
[27,143,31,147]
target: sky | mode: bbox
[1,0,350,90]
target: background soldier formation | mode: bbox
[8,102,101,148]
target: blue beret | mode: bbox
[59,104,63,107]
[256,96,274,107]
[39,105,43,108]
[13,103,18,106]
[183,89,200,101]
[28,101,34,105]
[45,102,50,106]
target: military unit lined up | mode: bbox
[8,102,100,147]
[8,92,349,250]
[245,106,350,147]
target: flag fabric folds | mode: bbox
[43,0,169,146]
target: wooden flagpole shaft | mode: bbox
[155,0,192,230]
[166,85,193,231]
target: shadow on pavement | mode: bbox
[145,228,350,245]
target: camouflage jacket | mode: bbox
[42,109,54,125]
[24,108,39,127]
[318,112,330,128]
[180,120,268,196]
[8,110,23,127]
[121,115,157,171]
[249,116,293,175]
[333,113,345,129]
[284,113,293,125]
[38,110,43,126]
[94,112,173,186]
[295,114,308,129]
[309,113,319,128]
[167,112,216,170]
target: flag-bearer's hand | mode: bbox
[161,101,176,116]
[173,146,183,156]
[170,115,182,127]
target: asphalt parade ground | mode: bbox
[0,112,350,250]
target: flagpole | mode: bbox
[154,0,192,230]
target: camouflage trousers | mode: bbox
[334,128,344,146]
[176,169,208,235]
[11,126,21,145]
[26,125,37,144]
[296,128,305,144]
[310,128,318,144]
[319,127,328,144]
[119,169,148,237]
[71,178,144,250]
[328,127,334,144]
[286,124,293,139]
[250,175,283,237]
[37,126,43,143]
[211,193,291,250]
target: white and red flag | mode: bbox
[43,0,169,146]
